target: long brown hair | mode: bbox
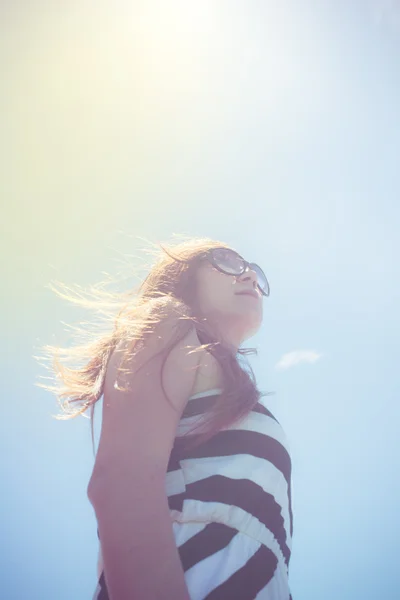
[37,237,271,452]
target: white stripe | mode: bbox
[165,467,186,496]
[235,410,290,447]
[178,409,289,448]
[187,388,223,400]
[171,500,289,567]
[172,520,209,546]
[178,454,292,545]
[96,544,103,580]
[183,526,261,600]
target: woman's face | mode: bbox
[194,252,264,345]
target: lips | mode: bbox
[235,290,259,300]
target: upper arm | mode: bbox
[88,307,202,498]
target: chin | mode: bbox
[245,324,261,340]
[240,315,262,339]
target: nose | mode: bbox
[237,266,258,289]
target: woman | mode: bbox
[43,238,293,600]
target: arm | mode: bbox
[87,305,201,600]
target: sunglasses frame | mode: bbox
[205,247,270,297]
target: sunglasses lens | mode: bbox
[212,249,244,274]
[249,263,270,295]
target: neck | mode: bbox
[200,317,245,355]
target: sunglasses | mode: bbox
[204,247,270,297]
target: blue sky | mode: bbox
[1,1,400,598]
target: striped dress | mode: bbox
[93,388,294,599]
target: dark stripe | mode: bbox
[169,426,294,535]
[182,395,279,424]
[175,430,292,485]
[288,479,294,537]
[97,572,109,600]
[168,491,185,512]
[178,522,238,572]
[251,402,280,423]
[182,394,220,418]
[166,452,181,472]
[204,543,278,600]
[180,474,291,565]
[169,429,293,538]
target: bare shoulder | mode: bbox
[104,297,203,410]
[88,299,205,492]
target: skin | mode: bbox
[88,251,265,599]
[193,252,264,353]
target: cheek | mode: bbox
[256,303,264,326]
[196,268,233,313]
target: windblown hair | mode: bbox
[38,237,271,451]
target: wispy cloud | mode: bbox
[275,350,323,371]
